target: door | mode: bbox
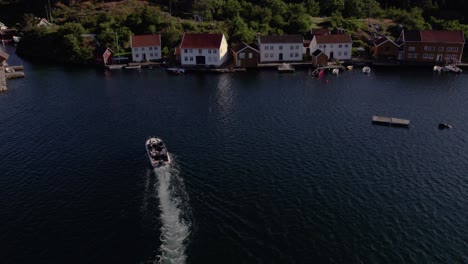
[329,52,334,60]
[436,54,442,61]
[279,53,283,61]
[196,56,205,65]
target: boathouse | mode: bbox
[371,36,400,61]
[179,33,228,67]
[398,30,465,64]
[311,49,328,67]
[257,34,304,63]
[231,42,259,68]
[93,46,114,66]
[130,34,162,62]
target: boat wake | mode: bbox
[153,162,191,264]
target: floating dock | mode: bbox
[0,65,6,92]
[372,116,410,127]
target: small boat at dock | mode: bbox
[166,67,185,75]
[124,65,142,70]
[145,137,171,168]
[107,65,124,70]
[277,63,295,73]
[362,66,371,74]
[332,68,339,75]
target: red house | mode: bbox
[93,46,114,66]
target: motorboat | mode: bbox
[125,65,142,70]
[444,64,462,73]
[347,65,354,70]
[438,123,452,130]
[145,137,171,168]
[167,67,185,75]
[12,36,20,43]
[277,63,295,73]
[107,64,124,70]
[332,68,339,75]
[433,65,442,72]
[362,66,371,74]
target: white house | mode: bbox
[179,33,228,67]
[130,34,162,62]
[258,35,303,63]
[309,34,353,61]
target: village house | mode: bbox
[179,33,228,67]
[130,34,162,62]
[311,49,328,67]
[93,46,114,66]
[309,34,352,61]
[398,30,465,64]
[231,42,260,68]
[0,22,7,32]
[371,36,401,61]
[258,35,303,63]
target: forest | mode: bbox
[1,0,467,64]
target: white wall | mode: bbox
[131,46,161,62]
[258,42,303,62]
[180,35,228,67]
[309,39,352,60]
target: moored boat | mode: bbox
[145,137,171,168]
[167,67,185,74]
[277,63,295,73]
[362,66,371,74]
[125,65,142,70]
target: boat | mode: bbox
[332,68,339,75]
[438,123,452,130]
[443,64,463,73]
[124,65,141,70]
[166,67,185,75]
[145,137,171,168]
[12,36,20,43]
[347,65,353,70]
[107,65,124,70]
[277,63,295,73]
[433,65,442,72]
[362,66,371,74]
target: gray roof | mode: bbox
[259,35,303,44]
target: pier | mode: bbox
[1,65,25,92]
[372,116,410,127]
[0,65,6,92]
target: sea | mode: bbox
[1,44,467,263]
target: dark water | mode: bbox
[1,44,468,263]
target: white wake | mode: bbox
[154,164,190,264]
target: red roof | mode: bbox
[131,34,161,47]
[180,33,224,49]
[315,34,352,44]
[420,30,464,43]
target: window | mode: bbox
[155,47,158,50]
[149,53,153,57]
[189,49,193,53]
[270,53,273,57]
[136,54,139,58]
[438,47,444,52]
[184,56,187,61]
[338,52,342,56]
[451,55,457,59]
[208,57,212,62]
[290,45,294,50]
[184,49,187,53]
[239,53,245,59]
[134,48,138,51]
[446,47,452,52]
[208,50,212,54]
[423,53,428,59]
[248,53,252,59]
[428,54,434,59]
[445,54,451,60]
[296,45,299,49]
[339,44,342,48]
[142,47,145,51]
[214,50,217,54]
[264,53,267,58]
[265,46,269,50]
[323,45,326,48]
[345,44,348,48]
[270,45,273,50]
[190,57,193,61]
[279,46,283,50]
[199,49,202,54]
[453,47,458,52]
[290,53,294,57]
[295,53,299,57]
[344,52,348,56]
[149,47,153,50]
[319,45,322,48]
[408,46,415,51]
[330,44,334,48]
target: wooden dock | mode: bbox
[0,65,6,92]
[372,116,410,127]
